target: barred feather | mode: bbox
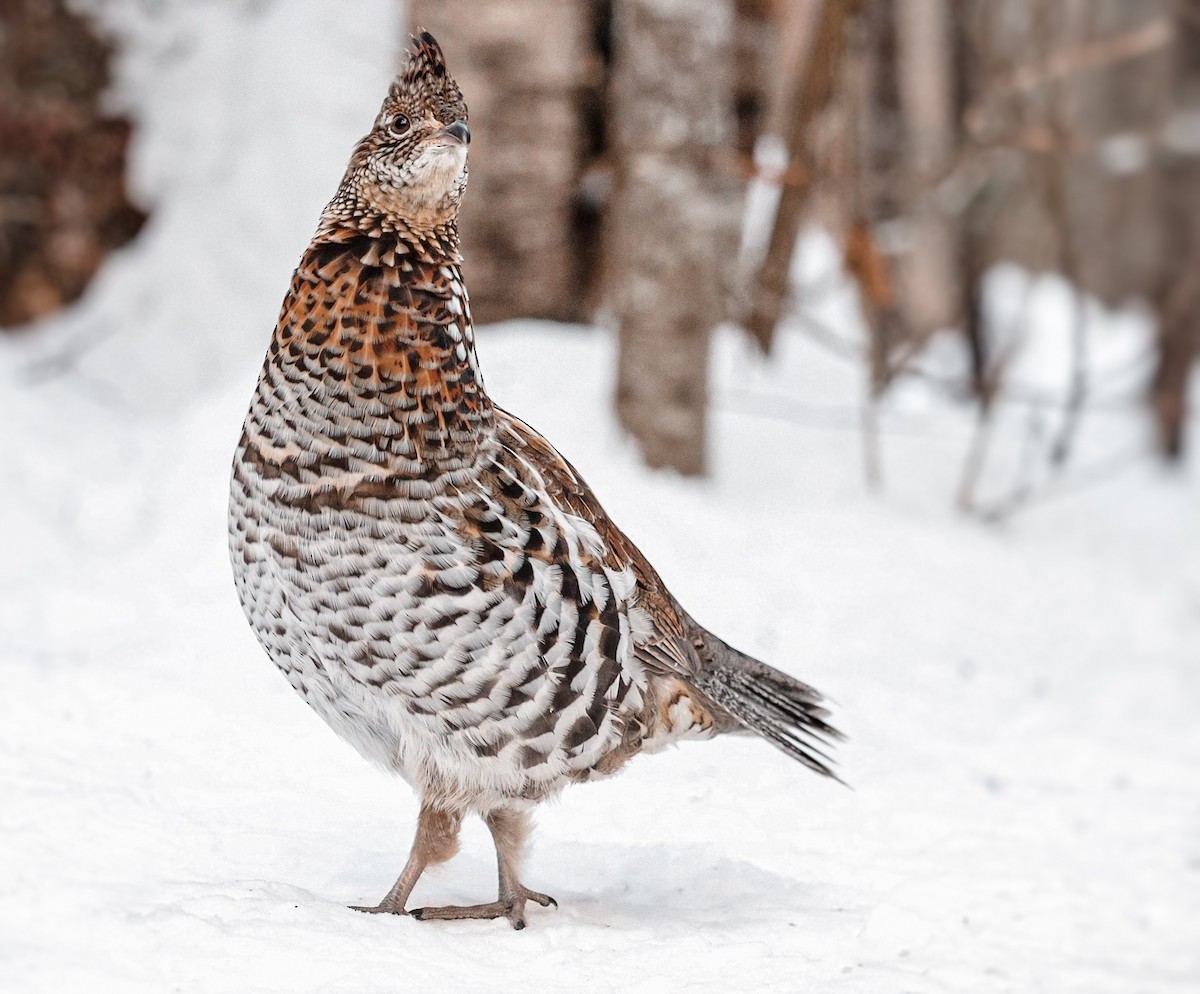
[687,626,844,780]
[227,32,841,923]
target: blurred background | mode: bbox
[4,0,1200,505]
[1,2,1198,990]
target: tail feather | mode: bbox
[687,625,844,782]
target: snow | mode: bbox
[2,3,1199,992]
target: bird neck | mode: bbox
[270,213,493,474]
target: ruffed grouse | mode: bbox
[229,32,840,928]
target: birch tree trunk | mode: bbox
[894,0,959,338]
[410,0,591,323]
[608,0,739,475]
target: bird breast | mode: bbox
[229,424,652,806]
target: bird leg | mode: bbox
[410,807,556,929]
[351,803,463,915]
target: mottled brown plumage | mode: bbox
[229,31,840,929]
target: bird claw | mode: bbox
[522,888,556,909]
[350,902,407,916]
[409,887,557,929]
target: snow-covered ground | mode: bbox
[2,2,1198,992]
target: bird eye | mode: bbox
[390,113,410,135]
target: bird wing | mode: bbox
[493,408,701,680]
[491,414,842,775]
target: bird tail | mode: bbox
[687,625,844,782]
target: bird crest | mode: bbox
[379,31,468,129]
[328,30,471,237]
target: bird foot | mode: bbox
[350,899,408,916]
[411,886,556,930]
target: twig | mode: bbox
[964,16,1173,141]
[974,446,1148,523]
[956,278,1033,514]
[743,0,860,352]
[1039,104,1090,468]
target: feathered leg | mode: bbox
[352,803,463,915]
[411,807,556,929]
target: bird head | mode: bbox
[340,31,470,230]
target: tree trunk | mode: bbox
[0,0,145,330]
[608,0,739,476]
[893,0,959,338]
[958,0,1175,301]
[1151,5,1200,459]
[409,0,592,324]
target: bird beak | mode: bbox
[433,120,470,146]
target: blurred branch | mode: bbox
[785,288,1157,416]
[956,326,1025,515]
[972,445,1147,523]
[1039,10,1091,471]
[843,6,890,489]
[964,16,1173,142]
[743,0,860,353]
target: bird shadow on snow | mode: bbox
[316,840,856,935]
[545,843,851,932]
[137,854,859,962]
[147,831,857,938]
